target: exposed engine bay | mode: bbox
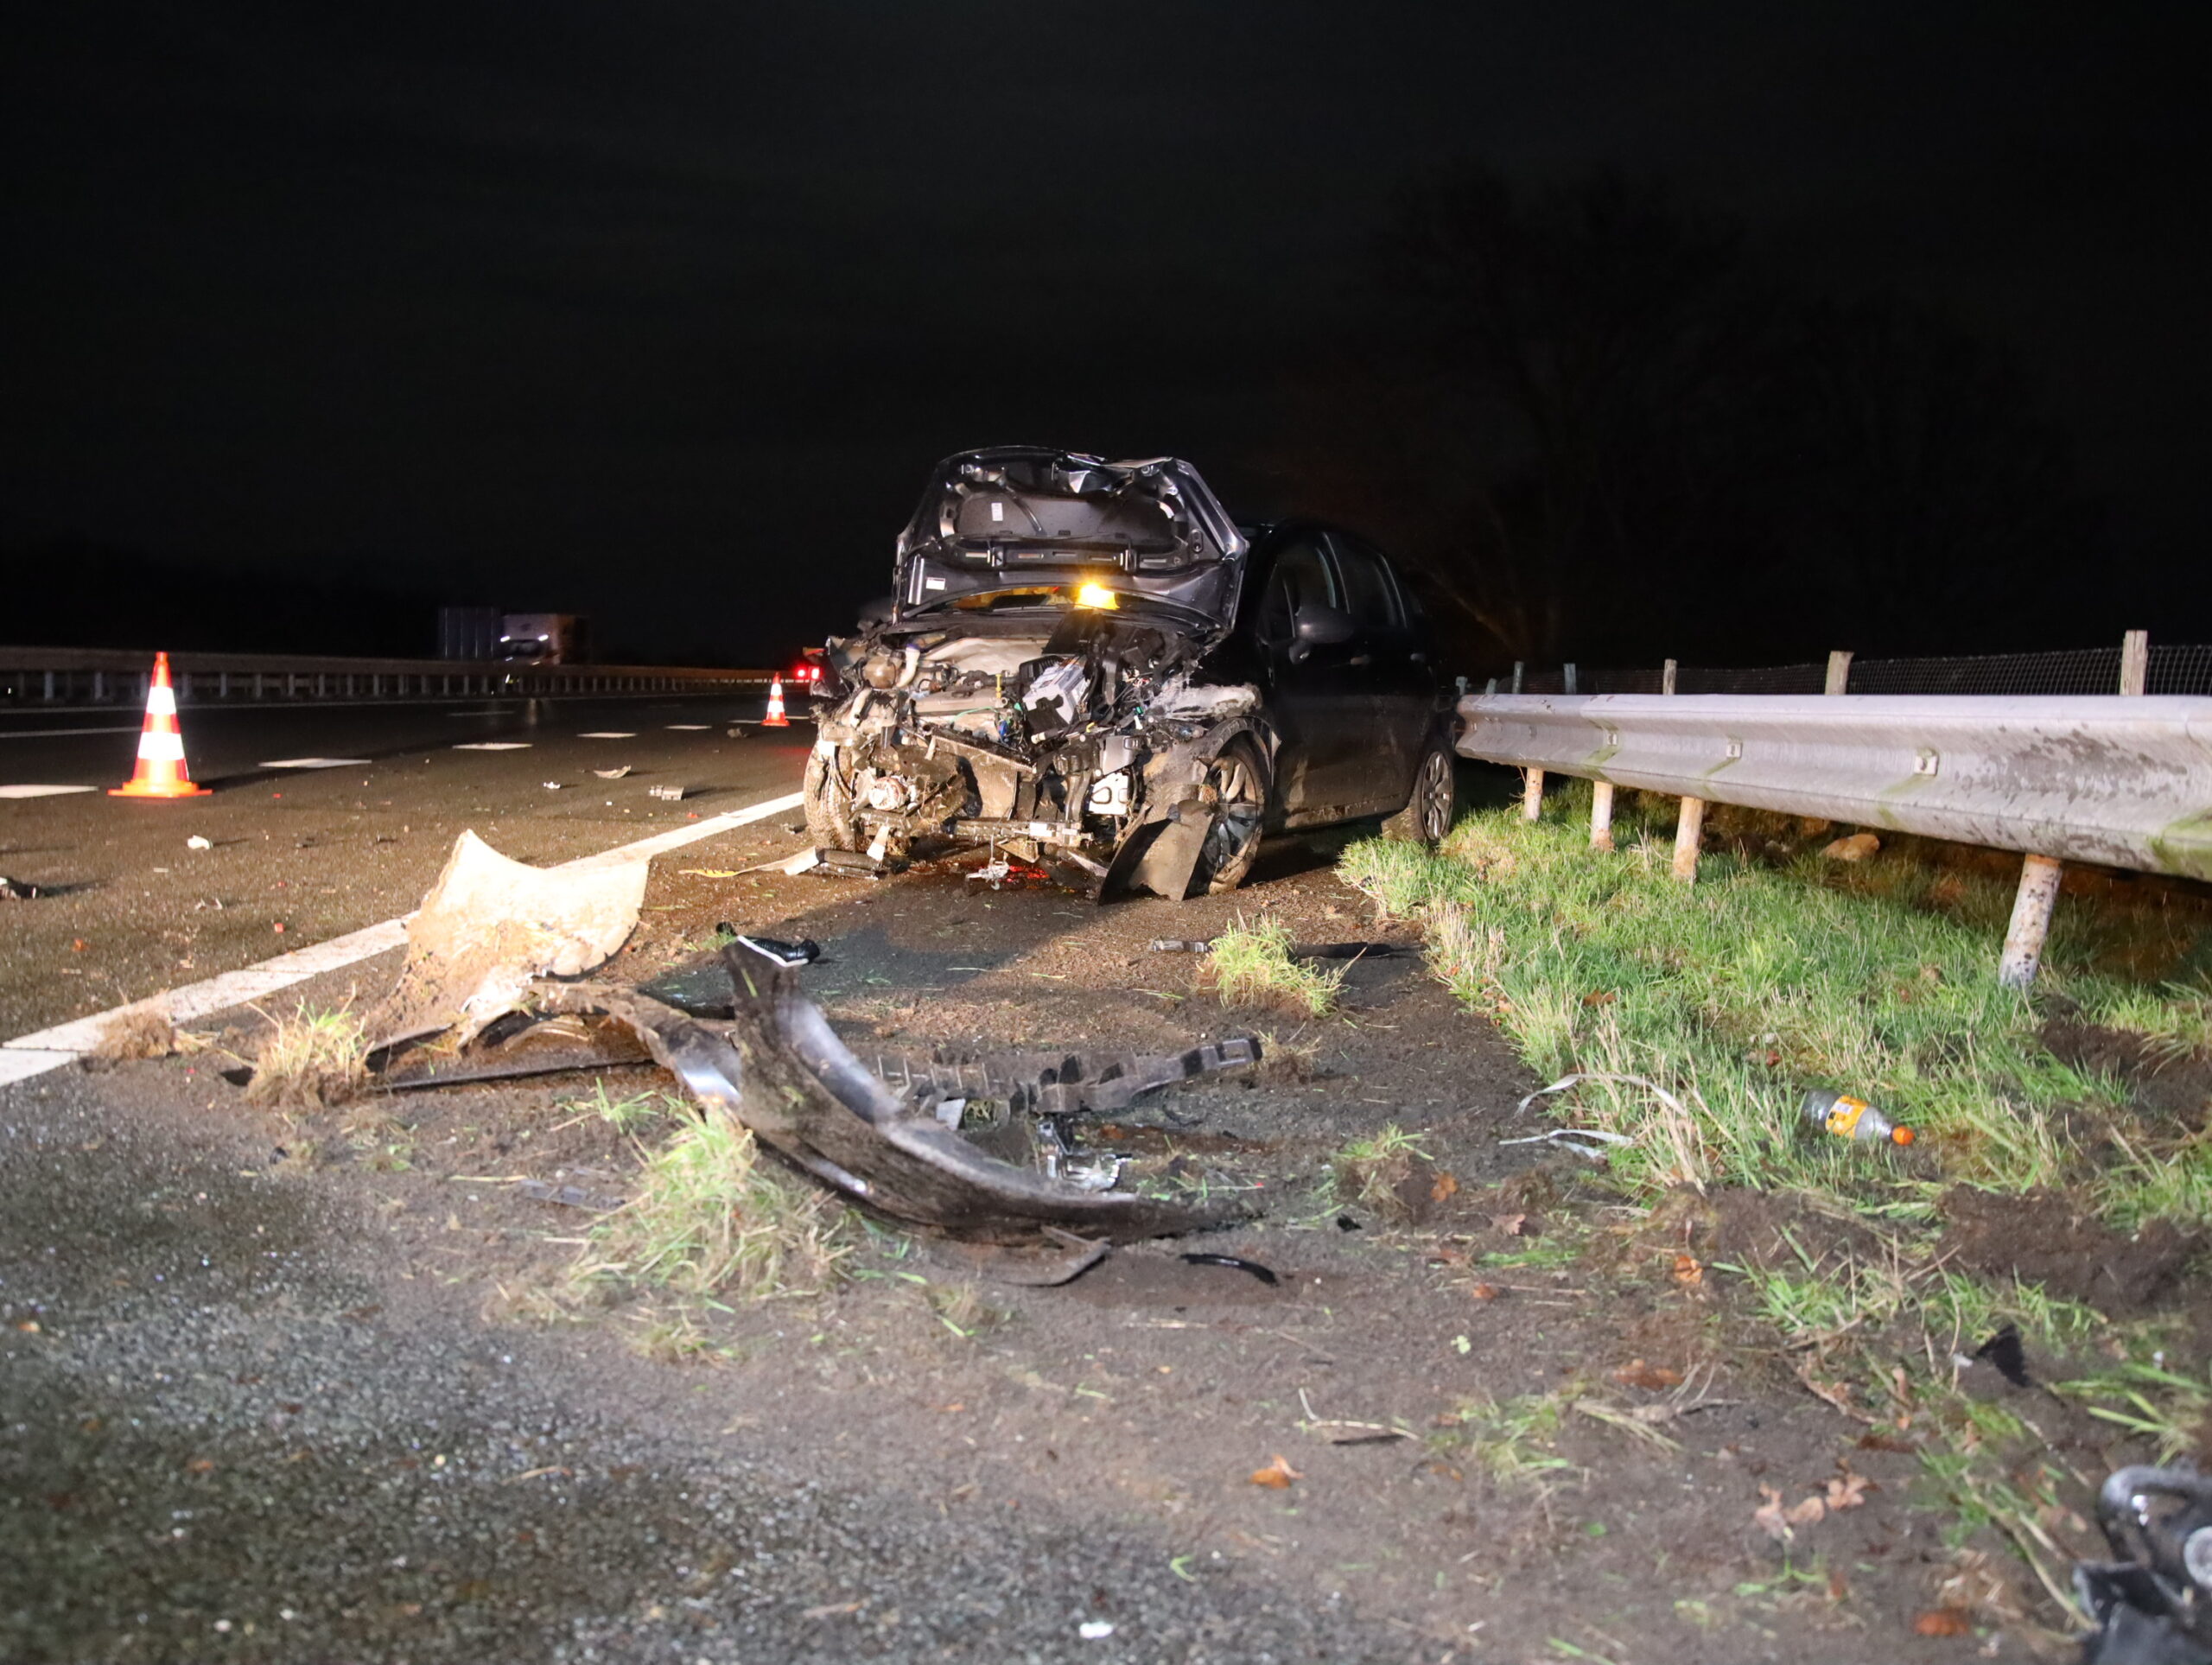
[805,448,1274,899]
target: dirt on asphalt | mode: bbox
[3,798,2096,1664]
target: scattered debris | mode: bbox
[186,835,213,850]
[1180,1253,1278,1285]
[366,830,646,1049]
[1802,1088,1915,1147]
[1249,1453,1303,1489]
[1078,1620,1116,1641]
[593,766,633,779]
[736,934,818,967]
[1820,831,1882,862]
[2075,1466,2212,1662]
[1497,1126,1634,1161]
[516,1169,628,1211]
[543,781,565,791]
[1973,1323,2035,1388]
[0,874,41,900]
[861,1036,1262,1117]
[647,784,687,801]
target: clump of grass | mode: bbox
[578,1109,843,1300]
[556,1080,683,1133]
[1331,1123,1432,1218]
[1249,1026,1325,1084]
[1206,916,1343,1017]
[2056,1357,2212,1464]
[1430,1390,1575,1490]
[92,995,176,1061]
[243,1004,367,1109]
[920,1279,1009,1339]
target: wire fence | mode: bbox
[1490,641,2212,699]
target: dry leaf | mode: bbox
[1827,1570,1849,1603]
[1612,1358,1684,1392]
[1753,1485,1794,1541]
[1491,1213,1529,1236]
[1784,1494,1827,1528]
[1826,1471,1872,1511]
[1670,1253,1704,1287]
[1468,1282,1501,1302]
[186,1458,216,1474]
[1249,1454,1303,1489]
[1430,1172,1460,1204]
[1580,989,1617,1007]
[1912,1609,1972,1637]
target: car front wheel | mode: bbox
[1382,740,1456,844]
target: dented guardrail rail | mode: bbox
[0,646,775,709]
[1453,693,2212,984]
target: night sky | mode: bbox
[4,3,2204,664]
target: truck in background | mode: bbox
[496,613,589,664]
[436,607,592,664]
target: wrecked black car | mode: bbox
[804,447,1458,897]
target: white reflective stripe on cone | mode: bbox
[146,684,177,717]
[138,729,185,762]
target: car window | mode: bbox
[1256,537,1336,644]
[1328,535,1403,632]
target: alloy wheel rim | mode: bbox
[1420,750,1452,838]
[1202,753,1263,873]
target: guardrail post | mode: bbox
[1999,854,2064,988]
[1825,650,1853,695]
[1563,662,1578,694]
[2120,630,2149,696]
[1590,781,1615,850]
[1671,797,1705,881]
[1661,658,1678,696]
[1522,767,1545,820]
[1511,661,1524,694]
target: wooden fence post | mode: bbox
[1825,650,1853,695]
[2120,630,2148,696]
[1662,657,1700,880]
[1590,781,1615,850]
[1999,854,2064,988]
[1522,767,1545,822]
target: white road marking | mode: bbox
[258,758,372,769]
[665,724,711,730]
[452,741,531,750]
[576,732,637,739]
[0,787,806,1085]
[0,785,99,798]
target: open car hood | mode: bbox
[893,447,1248,639]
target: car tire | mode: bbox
[1382,740,1457,845]
[802,747,862,851]
[1192,738,1272,895]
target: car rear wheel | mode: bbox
[802,747,862,850]
[1382,740,1456,845]
[1192,739,1271,895]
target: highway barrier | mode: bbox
[0,647,774,709]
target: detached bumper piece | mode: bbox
[531,942,1243,1243]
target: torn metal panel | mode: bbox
[533,946,1239,1242]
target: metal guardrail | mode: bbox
[1453,692,2212,984]
[0,647,776,709]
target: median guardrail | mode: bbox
[0,647,776,709]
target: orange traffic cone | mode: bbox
[110,652,211,798]
[762,675,789,728]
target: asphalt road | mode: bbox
[0,1063,1403,1665]
[0,696,810,1041]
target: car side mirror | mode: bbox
[1289,604,1357,661]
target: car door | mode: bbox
[1249,533,1367,818]
[1324,532,1431,813]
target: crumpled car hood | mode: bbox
[893,447,1249,640]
